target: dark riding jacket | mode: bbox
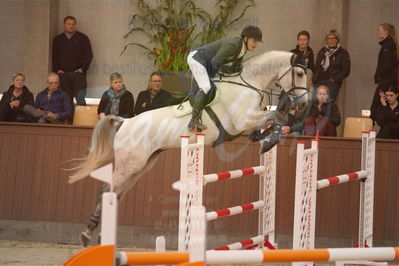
[192,37,245,78]
[374,36,397,89]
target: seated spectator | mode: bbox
[291,30,314,89]
[0,73,34,122]
[134,72,171,115]
[375,86,399,139]
[313,30,350,102]
[98,72,134,119]
[304,85,341,136]
[24,72,73,124]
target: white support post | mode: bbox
[178,134,205,252]
[292,140,318,266]
[258,145,277,248]
[155,236,166,266]
[100,192,118,246]
[359,131,376,247]
[188,205,207,264]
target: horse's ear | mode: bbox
[290,53,297,66]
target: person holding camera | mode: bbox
[375,86,399,139]
[304,85,341,136]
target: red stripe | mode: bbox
[214,246,229,250]
[245,244,258,250]
[348,172,359,180]
[240,238,254,247]
[217,172,231,180]
[241,203,255,211]
[241,168,255,175]
[216,209,230,217]
[327,176,340,185]
[264,240,276,250]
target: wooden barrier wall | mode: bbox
[0,122,398,243]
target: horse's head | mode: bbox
[275,53,309,112]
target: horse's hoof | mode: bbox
[80,231,91,247]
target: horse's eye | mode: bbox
[297,72,304,78]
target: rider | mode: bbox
[187,25,263,132]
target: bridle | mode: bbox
[215,54,310,110]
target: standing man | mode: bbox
[52,15,93,106]
[134,72,171,115]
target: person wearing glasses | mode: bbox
[134,72,171,116]
[313,30,351,102]
[23,73,72,124]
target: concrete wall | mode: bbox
[0,0,398,121]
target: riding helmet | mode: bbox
[241,26,263,42]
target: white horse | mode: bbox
[69,51,308,245]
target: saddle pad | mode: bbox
[170,87,220,117]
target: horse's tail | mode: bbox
[68,115,123,184]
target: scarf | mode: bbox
[321,44,340,71]
[105,85,126,115]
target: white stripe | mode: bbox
[328,247,396,261]
[337,174,350,184]
[317,179,330,190]
[228,206,243,216]
[253,166,266,174]
[203,174,219,183]
[226,242,243,250]
[118,252,127,265]
[252,200,265,209]
[206,212,218,221]
[206,250,263,264]
[229,170,244,178]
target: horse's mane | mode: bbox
[243,50,293,66]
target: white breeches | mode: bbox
[187,50,212,94]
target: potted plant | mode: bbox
[123,0,255,93]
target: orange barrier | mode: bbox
[63,245,114,266]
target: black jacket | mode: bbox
[193,37,244,77]
[313,46,351,87]
[0,85,34,120]
[375,103,399,128]
[307,101,341,127]
[134,89,171,115]
[374,36,397,88]
[97,90,135,118]
[290,46,314,72]
[52,31,93,73]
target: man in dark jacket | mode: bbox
[186,25,262,131]
[134,72,171,116]
[313,30,351,102]
[52,15,93,106]
[24,73,73,123]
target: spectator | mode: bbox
[370,23,398,122]
[24,73,73,123]
[52,15,93,106]
[304,85,341,136]
[313,30,350,102]
[98,73,134,119]
[375,86,399,139]
[291,30,314,88]
[134,72,171,115]
[0,73,34,122]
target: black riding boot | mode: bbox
[260,123,282,154]
[188,89,207,132]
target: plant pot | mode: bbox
[161,71,194,94]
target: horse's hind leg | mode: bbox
[79,183,109,247]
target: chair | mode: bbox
[73,105,99,126]
[343,117,373,138]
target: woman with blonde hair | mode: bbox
[370,23,398,122]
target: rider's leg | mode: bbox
[187,51,212,131]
